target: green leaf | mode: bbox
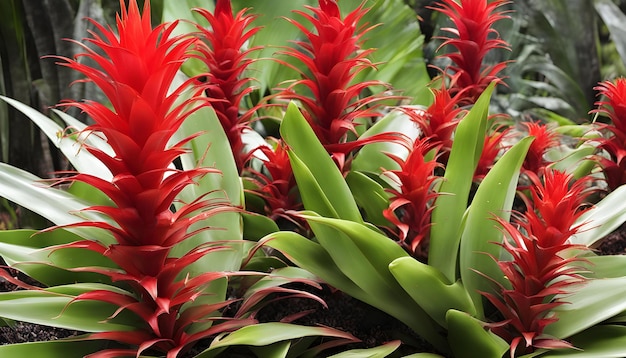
[345,171,390,226]
[0,229,116,286]
[326,340,401,358]
[241,211,280,241]
[195,323,357,358]
[429,82,496,282]
[570,184,626,247]
[0,284,139,332]
[459,136,534,317]
[0,339,106,358]
[171,104,243,273]
[582,255,626,279]
[0,162,115,245]
[0,96,111,180]
[280,102,362,223]
[446,310,509,358]
[389,256,476,329]
[535,325,626,357]
[543,277,626,340]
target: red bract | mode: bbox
[245,138,303,224]
[193,0,261,173]
[430,0,510,102]
[474,125,510,181]
[521,122,560,174]
[592,78,626,190]
[404,79,465,156]
[383,138,442,260]
[483,169,593,356]
[277,0,395,171]
[52,1,251,355]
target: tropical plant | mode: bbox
[3,0,626,357]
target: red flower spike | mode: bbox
[475,124,511,181]
[403,78,466,156]
[484,169,594,356]
[591,78,626,189]
[383,137,442,260]
[49,1,261,355]
[430,0,510,102]
[193,1,262,173]
[245,138,303,224]
[277,0,397,172]
[521,122,560,174]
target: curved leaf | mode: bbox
[280,102,362,223]
[459,136,533,317]
[0,339,106,358]
[446,310,509,358]
[429,82,495,282]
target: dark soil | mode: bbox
[1,225,625,357]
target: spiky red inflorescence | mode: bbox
[277,0,397,171]
[193,0,262,173]
[474,125,511,181]
[591,78,626,190]
[383,137,442,260]
[52,1,254,355]
[483,169,594,356]
[245,138,303,224]
[430,0,510,102]
[521,122,560,174]
[404,79,465,157]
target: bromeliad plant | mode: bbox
[4,0,626,357]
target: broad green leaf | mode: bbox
[195,322,357,358]
[446,310,509,358]
[429,82,496,282]
[280,102,362,223]
[0,339,106,358]
[327,340,401,358]
[570,184,626,247]
[0,229,115,286]
[345,171,390,226]
[288,150,340,219]
[544,277,626,339]
[535,325,626,357]
[248,341,291,358]
[582,255,626,279]
[0,284,139,332]
[0,162,115,245]
[231,0,312,95]
[172,104,243,272]
[389,256,476,329]
[241,211,280,241]
[0,96,111,180]
[459,137,533,317]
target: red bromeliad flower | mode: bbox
[277,0,398,171]
[430,0,510,102]
[474,124,511,181]
[383,137,442,260]
[51,1,256,356]
[193,0,261,173]
[521,122,560,174]
[592,78,626,190]
[245,138,303,226]
[404,78,465,157]
[483,169,594,356]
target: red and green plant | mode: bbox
[3,0,626,357]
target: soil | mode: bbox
[1,225,625,357]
